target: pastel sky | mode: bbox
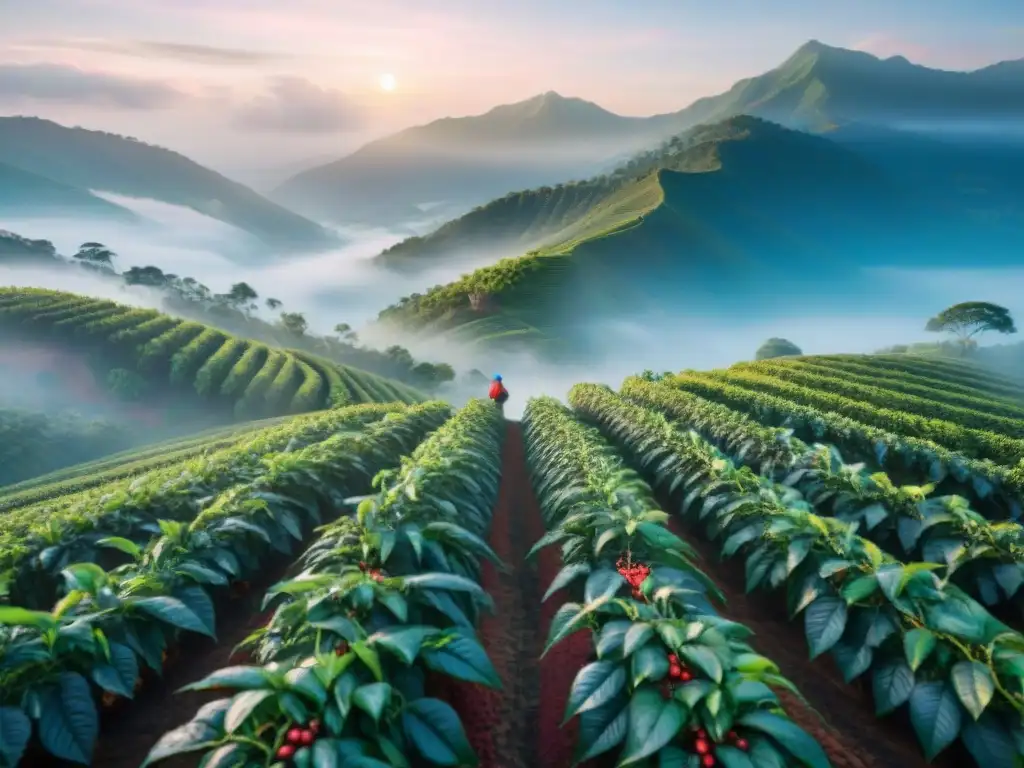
[1,0,1021,184]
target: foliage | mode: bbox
[926,303,1017,353]
[523,396,830,768]
[0,409,135,488]
[0,403,449,766]
[105,367,148,402]
[570,383,1024,766]
[755,338,803,361]
[0,403,429,609]
[619,377,1024,612]
[144,399,505,767]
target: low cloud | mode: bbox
[22,38,293,65]
[0,63,182,109]
[233,76,363,133]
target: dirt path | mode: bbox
[443,420,559,768]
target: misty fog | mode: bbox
[3,194,1022,419]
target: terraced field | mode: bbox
[0,288,425,424]
[1,354,1022,768]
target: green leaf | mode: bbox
[543,603,587,655]
[141,714,221,766]
[311,739,341,768]
[132,596,214,636]
[563,661,626,723]
[0,706,31,768]
[371,626,434,665]
[402,572,485,596]
[199,743,244,768]
[38,673,99,764]
[0,606,58,631]
[632,645,670,687]
[354,642,383,681]
[961,713,1019,768]
[737,711,830,768]
[619,687,685,765]
[679,645,723,684]
[576,702,628,762]
[872,660,915,716]
[179,666,270,693]
[622,622,654,656]
[91,642,138,698]
[543,563,590,602]
[903,628,937,671]
[715,745,756,768]
[353,683,392,724]
[285,668,328,706]
[401,698,475,767]
[840,575,879,604]
[584,568,626,604]
[422,636,502,688]
[97,536,141,558]
[908,681,963,761]
[803,597,847,659]
[949,662,994,721]
[674,679,713,709]
[224,690,272,734]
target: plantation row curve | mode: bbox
[0,287,426,423]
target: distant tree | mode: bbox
[279,311,308,337]
[410,362,455,389]
[925,302,1017,355]
[123,265,169,287]
[265,297,282,311]
[333,323,358,343]
[385,345,415,369]
[639,369,673,382]
[74,242,116,269]
[226,282,258,312]
[755,338,803,360]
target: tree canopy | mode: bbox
[925,302,1016,353]
[755,338,802,360]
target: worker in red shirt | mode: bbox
[488,374,509,411]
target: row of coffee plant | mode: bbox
[621,378,1024,616]
[658,372,1024,519]
[144,398,507,767]
[571,383,1024,767]
[0,403,421,608]
[522,396,832,768]
[0,402,449,766]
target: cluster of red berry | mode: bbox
[357,562,385,582]
[615,556,651,600]
[666,653,694,682]
[688,727,749,767]
[276,720,321,760]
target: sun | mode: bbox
[378,73,397,92]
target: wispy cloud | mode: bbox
[233,76,364,133]
[0,63,183,109]
[18,38,294,65]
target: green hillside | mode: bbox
[374,116,968,354]
[0,288,426,426]
[0,161,138,221]
[0,117,336,253]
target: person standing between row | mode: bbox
[488,374,509,412]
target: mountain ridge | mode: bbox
[0,117,338,254]
[370,116,1024,360]
[275,40,1024,225]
